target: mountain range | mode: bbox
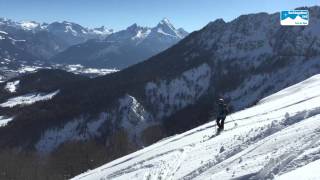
[0,5,319,180]
[0,17,188,81]
[50,18,188,69]
[0,18,113,59]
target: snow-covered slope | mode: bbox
[73,74,320,180]
[0,90,59,108]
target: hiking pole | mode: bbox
[228,114,239,128]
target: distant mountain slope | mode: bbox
[0,31,38,65]
[72,73,320,180]
[0,18,113,59]
[0,18,116,81]
[0,30,41,81]
[0,69,89,101]
[0,18,187,81]
[50,18,189,69]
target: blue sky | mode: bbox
[0,0,319,31]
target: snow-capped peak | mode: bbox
[62,21,73,25]
[132,29,151,40]
[123,24,151,40]
[46,21,90,37]
[20,21,40,30]
[92,26,113,35]
[154,18,187,39]
[127,23,142,31]
[103,18,188,46]
[157,18,176,31]
[160,18,173,27]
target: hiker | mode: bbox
[216,98,229,130]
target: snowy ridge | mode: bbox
[111,18,187,43]
[20,21,40,30]
[156,18,185,38]
[62,64,119,76]
[73,74,320,180]
[90,26,114,35]
[0,90,59,108]
[0,31,8,35]
[45,17,188,69]
[17,65,42,74]
[0,63,118,83]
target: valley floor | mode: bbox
[72,74,320,180]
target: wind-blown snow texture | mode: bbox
[72,74,320,180]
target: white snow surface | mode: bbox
[275,159,320,180]
[0,31,8,35]
[17,65,42,74]
[20,21,40,30]
[0,90,59,108]
[4,80,20,93]
[0,116,13,127]
[64,64,119,76]
[72,74,320,180]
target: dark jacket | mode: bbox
[217,103,229,118]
